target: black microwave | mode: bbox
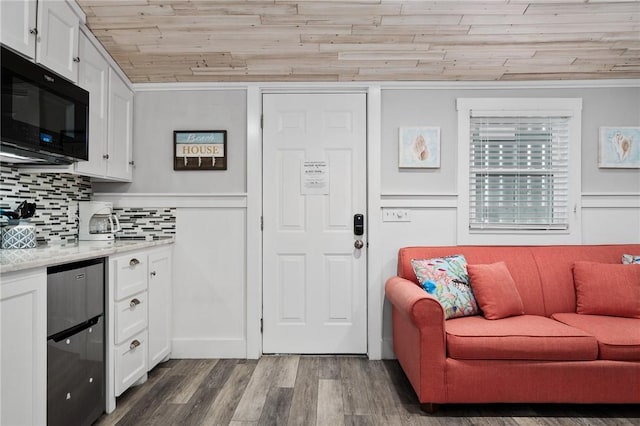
[1,45,89,165]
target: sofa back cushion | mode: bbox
[529,245,640,315]
[398,244,640,318]
[398,246,546,316]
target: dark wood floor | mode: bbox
[96,356,639,426]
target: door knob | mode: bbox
[354,239,364,249]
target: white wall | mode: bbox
[95,81,640,360]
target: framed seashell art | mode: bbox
[398,126,440,168]
[598,127,640,168]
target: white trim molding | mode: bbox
[381,193,458,209]
[581,193,640,209]
[92,193,247,208]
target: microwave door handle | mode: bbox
[112,214,121,232]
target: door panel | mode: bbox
[263,93,367,354]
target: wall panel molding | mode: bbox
[581,193,640,209]
[380,193,457,208]
[92,193,247,208]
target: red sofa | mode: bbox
[385,244,640,412]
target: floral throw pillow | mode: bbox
[622,254,640,264]
[410,255,480,320]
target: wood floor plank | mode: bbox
[287,356,320,426]
[116,375,184,426]
[271,355,300,388]
[340,357,374,415]
[202,362,257,425]
[169,359,218,403]
[318,355,340,379]
[257,387,294,425]
[317,379,345,426]
[231,355,280,422]
[179,358,237,425]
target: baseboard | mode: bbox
[171,338,247,358]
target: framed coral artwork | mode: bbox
[598,127,640,168]
[398,127,440,168]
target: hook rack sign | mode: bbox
[174,130,227,170]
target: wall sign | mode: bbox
[174,130,227,170]
[301,161,329,195]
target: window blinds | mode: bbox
[469,114,570,231]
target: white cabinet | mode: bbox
[0,268,47,426]
[148,249,172,370]
[105,69,134,181]
[36,0,80,82]
[1,0,82,82]
[76,30,109,178]
[0,0,37,59]
[106,245,172,412]
[76,29,135,182]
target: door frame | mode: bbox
[245,85,383,359]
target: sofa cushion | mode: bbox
[622,254,640,264]
[552,313,640,361]
[467,262,525,320]
[445,315,598,361]
[410,255,479,319]
[573,261,640,319]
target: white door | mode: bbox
[107,69,134,181]
[36,0,79,82]
[0,0,37,59]
[262,93,367,354]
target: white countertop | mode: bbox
[0,237,174,274]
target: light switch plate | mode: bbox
[382,208,411,222]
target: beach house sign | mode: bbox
[174,130,227,170]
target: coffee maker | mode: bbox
[78,201,121,241]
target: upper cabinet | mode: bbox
[36,0,80,82]
[76,30,134,182]
[1,0,82,83]
[0,0,37,60]
[106,70,134,181]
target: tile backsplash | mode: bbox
[113,207,176,238]
[0,165,91,243]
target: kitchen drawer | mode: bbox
[114,330,147,397]
[113,254,147,300]
[115,291,147,345]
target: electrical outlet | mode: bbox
[382,208,411,222]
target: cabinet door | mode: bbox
[147,248,172,370]
[107,69,134,181]
[0,269,47,426]
[36,0,79,82]
[0,0,37,59]
[75,31,109,177]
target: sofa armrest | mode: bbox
[385,276,445,326]
[385,276,447,404]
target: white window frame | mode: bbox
[456,98,582,245]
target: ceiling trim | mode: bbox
[132,79,640,92]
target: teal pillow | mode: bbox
[622,254,640,264]
[410,255,480,320]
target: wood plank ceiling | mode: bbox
[77,1,640,83]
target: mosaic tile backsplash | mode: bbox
[1,165,92,243]
[113,207,176,239]
[1,165,176,244]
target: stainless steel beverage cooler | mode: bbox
[47,258,105,426]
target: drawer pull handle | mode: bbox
[150,271,156,277]
[129,258,140,267]
[129,298,141,308]
[130,340,141,350]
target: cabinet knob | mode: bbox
[29,28,38,35]
[129,161,135,166]
[73,56,80,63]
[150,271,156,277]
[129,258,140,267]
[129,298,141,308]
[129,339,141,350]
[103,154,110,160]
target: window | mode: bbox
[457,98,582,245]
